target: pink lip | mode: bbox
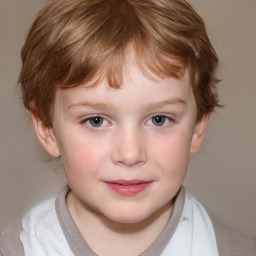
[104,180,153,196]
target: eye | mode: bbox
[146,115,171,127]
[83,116,110,128]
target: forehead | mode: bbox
[54,67,195,113]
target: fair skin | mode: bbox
[32,66,209,256]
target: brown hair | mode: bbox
[19,0,220,127]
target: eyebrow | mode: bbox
[67,102,114,110]
[67,98,186,111]
[145,99,186,110]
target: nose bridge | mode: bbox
[111,125,147,167]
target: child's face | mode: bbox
[34,66,208,224]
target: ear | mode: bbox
[31,111,61,157]
[190,113,211,154]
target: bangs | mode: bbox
[19,0,219,127]
[55,16,186,90]
[58,41,186,90]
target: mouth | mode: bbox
[104,180,153,196]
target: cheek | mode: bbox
[60,136,108,175]
[150,131,193,174]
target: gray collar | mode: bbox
[55,185,185,256]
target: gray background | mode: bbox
[0,0,255,237]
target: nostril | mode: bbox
[112,145,147,167]
[111,130,147,166]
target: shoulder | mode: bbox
[0,197,57,256]
[209,213,256,256]
[0,220,24,256]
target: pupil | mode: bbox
[155,116,162,123]
[153,116,165,126]
[93,117,101,124]
[90,117,103,127]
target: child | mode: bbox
[0,0,255,255]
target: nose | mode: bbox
[111,128,147,167]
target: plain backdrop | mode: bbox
[0,0,255,237]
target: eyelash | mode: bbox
[81,115,111,129]
[146,114,173,127]
[81,114,174,130]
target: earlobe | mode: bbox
[190,113,211,154]
[31,111,60,157]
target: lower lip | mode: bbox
[105,182,152,196]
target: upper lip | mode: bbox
[104,179,152,185]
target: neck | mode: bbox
[66,191,173,256]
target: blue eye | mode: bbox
[84,116,109,128]
[147,115,171,127]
